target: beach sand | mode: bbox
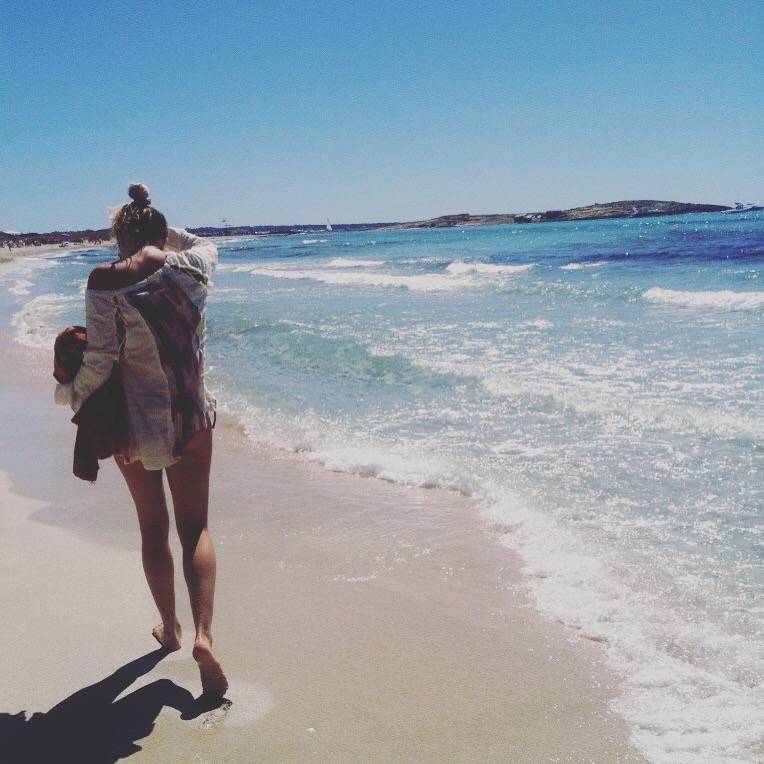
[0,336,645,762]
[0,241,115,264]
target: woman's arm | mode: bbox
[86,248,167,291]
[54,290,119,411]
[85,229,216,290]
[165,227,218,283]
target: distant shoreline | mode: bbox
[0,240,114,263]
[387,199,731,229]
[0,199,738,252]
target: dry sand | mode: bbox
[0,241,113,263]
[0,335,644,762]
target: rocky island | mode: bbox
[391,200,731,229]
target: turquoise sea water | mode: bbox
[3,212,763,762]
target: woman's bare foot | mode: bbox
[193,636,228,697]
[152,620,182,651]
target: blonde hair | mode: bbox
[110,183,167,254]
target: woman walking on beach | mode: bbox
[55,183,228,697]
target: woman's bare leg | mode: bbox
[115,455,181,650]
[166,427,228,696]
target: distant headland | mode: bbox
[0,200,743,250]
[389,200,733,229]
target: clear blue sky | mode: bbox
[1,0,761,230]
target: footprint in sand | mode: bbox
[197,681,275,730]
[198,698,234,730]
[116,664,274,730]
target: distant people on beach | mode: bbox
[54,183,228,699]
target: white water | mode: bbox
[643,287,764,311]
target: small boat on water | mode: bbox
[722,202,762,214]
[326,219,333,231]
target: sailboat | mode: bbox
[326,219,333,232]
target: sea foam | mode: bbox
[560,260,608,270]
[445,260,534,275]
[325,257,384,268]
[217,393,472,494]
[480,372,763,442]
[9,279,34,296]
[643,287,764,311]
[486,495,764,764]
[240,265,478,291]
[11,293,81,349]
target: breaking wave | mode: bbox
[445,260,534,275]
[643,287,764,311]
[11,293,81,349]
[239,265,478,291]
[560,260,608,270]
[325,257,384,268]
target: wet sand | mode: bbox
[0,336,644,762]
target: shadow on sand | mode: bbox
[0,649,226,763]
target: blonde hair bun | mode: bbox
[128,182,151,207]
